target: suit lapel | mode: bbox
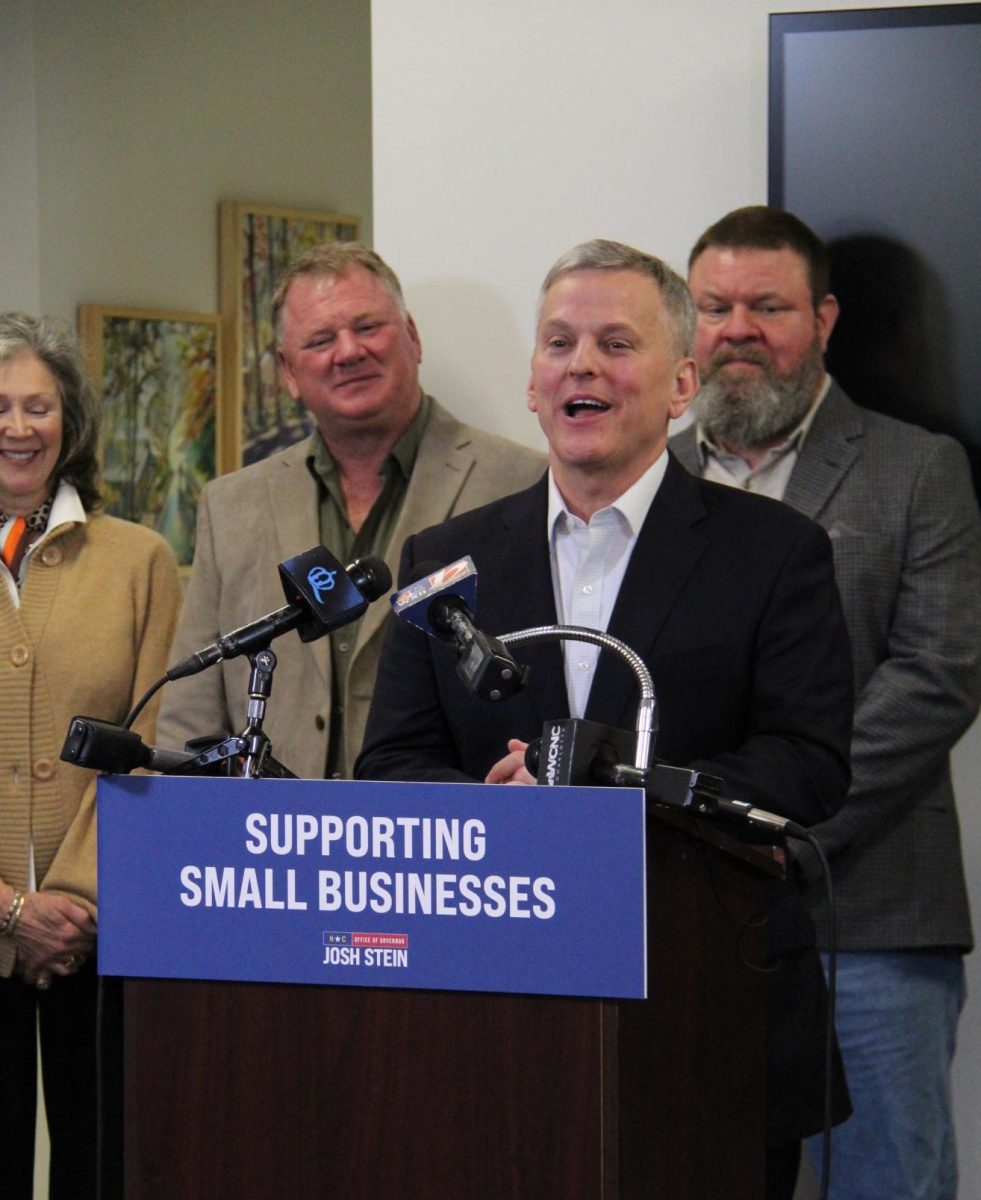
[783,383,863,521]
[667,425,700,475]
[266,435,329,685]
[488,480,569,732]
[266,435,322,556]
[355,401,482,655]
[586,456,710,732]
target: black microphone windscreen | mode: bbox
[347,555,392,601]
[524,738,542,776]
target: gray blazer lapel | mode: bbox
[784,383,863,522]
[667,425,701,475]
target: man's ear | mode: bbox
[816,294,840,353]
[667,357,700,422]
[277,348,301,400]
[527,371,538,413]
[405,312,423,364]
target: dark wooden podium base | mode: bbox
[117,813,776,1199]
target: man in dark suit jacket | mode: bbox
[357,239,854,1198]
[676,206,981,1200]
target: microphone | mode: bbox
[525,719,807,840]
[167,548,392,680]
[525,718,636,786]
[61,717,197,774]
[391,557,528,702]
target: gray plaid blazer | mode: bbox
[671,380,981,950]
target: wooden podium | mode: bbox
[111,807,782,1199]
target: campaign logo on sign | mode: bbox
[321,930,410,969]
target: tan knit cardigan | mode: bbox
[0,511,182,975]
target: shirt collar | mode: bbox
[47,479,87,530]
[309,391,430,486]
[547,450,669,540]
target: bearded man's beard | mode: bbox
[693,341,825,452]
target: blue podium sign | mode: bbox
[97,776,647,999]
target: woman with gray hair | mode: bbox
[0,313,182,1198]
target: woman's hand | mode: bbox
[484,738,536,786]
[13,892,96,986]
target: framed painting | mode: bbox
[79,305,222,569]
[219,200,360,468]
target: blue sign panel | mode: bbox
[97,776,647,999]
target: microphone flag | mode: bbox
[391,556,478,638]
[279,546,371,643]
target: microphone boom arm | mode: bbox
[499,624,656,770]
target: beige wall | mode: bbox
[2,0,372,322]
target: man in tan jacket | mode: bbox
[157,244,544,778]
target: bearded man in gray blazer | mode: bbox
[157,243,544,779]
[673,206,981,1200]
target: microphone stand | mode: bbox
[167,648,296,779]
[499,624,656,769]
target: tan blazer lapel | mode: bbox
[266,436,330,686]
[353,406,478,657]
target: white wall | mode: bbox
[372,2,981,1194]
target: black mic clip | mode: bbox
[443,607,529,702]
[608,759,807,840]
[525,718,807,840]
[392,557,528,702]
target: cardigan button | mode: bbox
[10,645,30,667]
[39,545,62,566]
[314,714,326,732]
[32,758,56,781]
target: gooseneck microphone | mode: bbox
[391,557,529,701]
[168,548,392,681]
[499,625,657,771]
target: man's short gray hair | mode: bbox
[539,239,696,355]
[271,242,408,343]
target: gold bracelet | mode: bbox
[0,889,16,933]
[0,890,25,937]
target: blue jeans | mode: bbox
[805,951,965,1200]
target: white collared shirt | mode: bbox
[548,455,668,717]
